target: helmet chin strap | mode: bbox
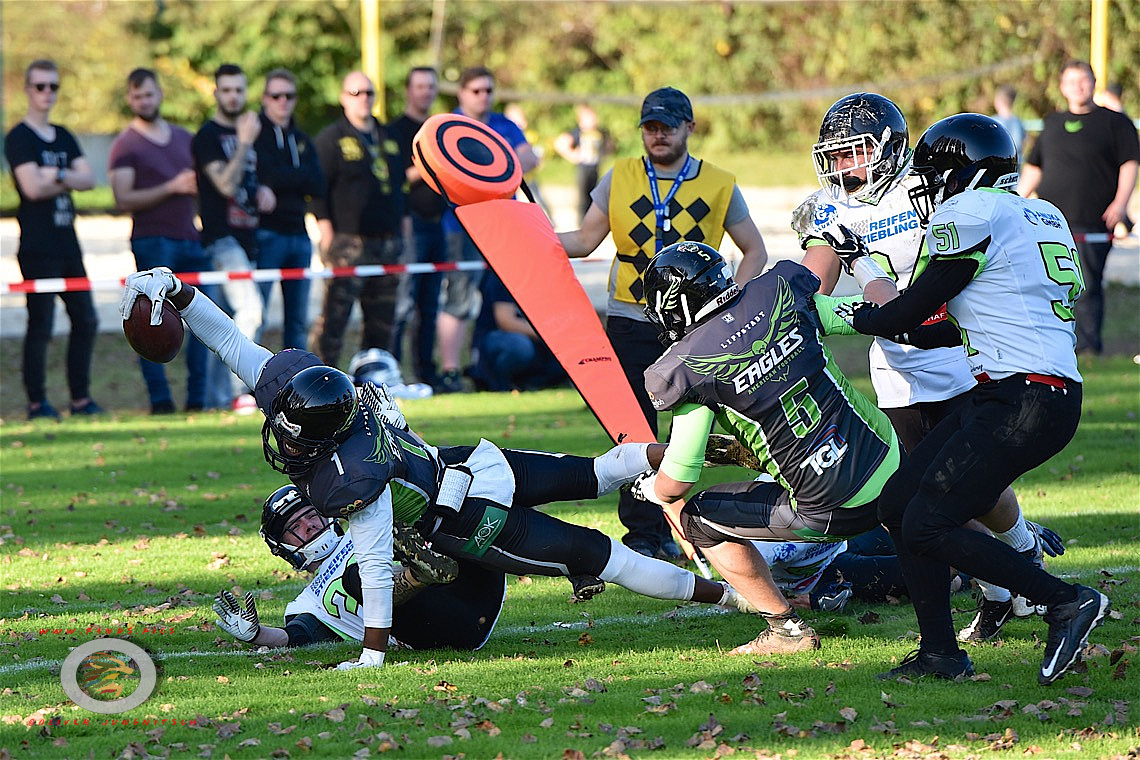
[298,526,341,567]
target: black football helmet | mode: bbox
[908,113,1019,226]
[262,365,359,475]
[643,242,740,346]
[260,484,344,570]
[813,93,910,202]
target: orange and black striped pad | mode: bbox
[411,113,523,206]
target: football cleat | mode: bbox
[1038,585,1110,685]
[704,433,763,470]
[729,614,821,655]
[958,598,1014,642]
[568,574,606,602]
[393,522,458,585]
[877,648,974,681]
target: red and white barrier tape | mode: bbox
[0,259,614,296]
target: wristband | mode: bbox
[851,257,891,289]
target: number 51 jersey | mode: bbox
[645,260,899,511]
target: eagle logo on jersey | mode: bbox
[680,276,803,393]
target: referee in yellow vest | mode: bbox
[559,86,769,559]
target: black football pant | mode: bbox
[428,447,613,578]
[877,375,1082,654]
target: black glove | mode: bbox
[821,224,872,274]
[1028,520,1065,557]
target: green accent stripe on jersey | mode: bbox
[715,405,797,510]
[390,479,430,524]
[841,433,899,508]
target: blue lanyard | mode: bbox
[643,155,693,252]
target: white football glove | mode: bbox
[336,647,385,670]
[119,267,183,325]
[360,381,409,431]
[630,470,669,507]
[212,590,261,643]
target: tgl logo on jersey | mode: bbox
[798,425,848,476]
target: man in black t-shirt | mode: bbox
[310,71,409,369]
[4,59,101,419]
[1020,60,1140,355]
[192,63,271,410]
[389,67,446,386]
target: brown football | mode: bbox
[123,296,185,364]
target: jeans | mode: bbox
[256,229,313,350]
[392,215,445,383]
[205,236,262,405]
[131,237,211,409]
[472,331,566,391]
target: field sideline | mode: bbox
[1,353,1137,758]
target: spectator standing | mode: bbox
[1020,60,1140,355]
[554,104,614,222]
[108,67,210,414]
[254,68,324,350]
[309,71,409,369]
[4,59,101,419]
[468,270,567,392]
[435,66,539,393]
[557,86,768,559]
[390,66,446,387]
[992,84,1026,162]
[192,63,269,411]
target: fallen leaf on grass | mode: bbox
[839,707,857,722]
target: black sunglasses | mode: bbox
[346,88,375,98]
[467,87,494,95]
[266,92,297,101]
[32,82,60,92]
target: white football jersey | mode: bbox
[751,539,847,595]
[925,190,1082,382]
[794,169,976,407]
[284,534,364,642]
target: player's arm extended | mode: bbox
[653,403,717,503]
[169,284,272,391]
[851,257,977,338]
[343,488,395,666]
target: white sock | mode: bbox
[995,515,1034,554]
[599,537,696,600]
[593,443,651,496]
[977,578,1013,603]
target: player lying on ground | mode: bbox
[214,485,506,652]
[122,269,751,669]
[842,113,1110,684]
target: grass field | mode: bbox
[1,311,1137,758]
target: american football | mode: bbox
[123,295,184,364]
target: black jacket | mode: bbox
[254,113,325,235]
[310,115,406,237]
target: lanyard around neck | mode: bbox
[643,154,693,252]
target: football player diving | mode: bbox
[793,93,1054,643]
[213,485,507,652]
[121,269,752,670]
[840,113,1110,684]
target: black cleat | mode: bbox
[958,598,1014,642]
[1038,585,1110,685]
[569,574,605,602]
[877,648,974,681]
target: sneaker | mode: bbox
[435,370,465,395]
[392,522,458,585]
[569,574,605,602]
[231,394,258,416]
[729,615,821,655]
[811,581,853,613]
[1038,585,1110,685]
[656,539,684,560]
[27,401,61,420]
[151,400,177,415]
[877,648,974,681]
[958,598,1014,642]
[70,400,105,416]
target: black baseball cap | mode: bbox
[639,87,693,128]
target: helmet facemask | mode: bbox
[261,486,344,570]
[813,128,906,203]
[261,367,359,475]
[643,242,739,347]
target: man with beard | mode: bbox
[109,68,211,414]
[558,86,769,561]
[192,63,271,412]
